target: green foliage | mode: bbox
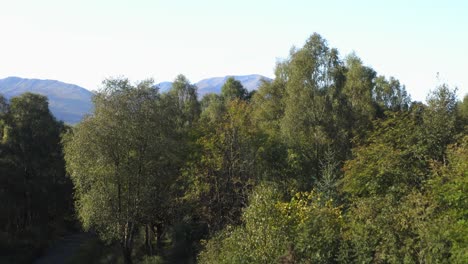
[458,94,468,128]
[221,77,249,101]
[251,78,286,136]
[280,33,351,188]
[199,183,344,264]
[340,86,464,263]
[198,184,287,264]
[373,75,411,114]
[184,99,262,232]
[63,78,182,263]
[342,110,433,199]
[0,94,7,116]
[315,150,341,204]
[250,74,291,187]
[343,53,376,141]
[3,32,462,263]
[423,84,459,160]
[342,192,448,263]
[429,135,468,262]
[0,92,73,262]
[197,34,464,263]
[200,93,225,124]
[168,74,200,127]
[139,255,165,264]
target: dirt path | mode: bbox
[33,233,94,264]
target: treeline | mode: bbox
[0,93,74,262]
[1,33,467,263]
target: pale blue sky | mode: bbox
[0,0,467,101]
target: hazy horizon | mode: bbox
[1,0,467,101]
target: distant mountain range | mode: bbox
[158,74,272,96]
[0,77,94,124]
[0,75,271,124]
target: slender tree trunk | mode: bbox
[145,224,153,256]
[121,222,135,264]
[121,246,133,264]
[23,168,30,230]
[153,223,164,253]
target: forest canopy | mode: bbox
[1,33,466,264]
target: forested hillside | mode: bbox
[1,33,467,264]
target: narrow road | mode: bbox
[33,233,94,264]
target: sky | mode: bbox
[0,0,467,101]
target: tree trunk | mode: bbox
[145,224,153,256]
[122,246,133,264]
[121,222,135,264]
[152,223,164,254]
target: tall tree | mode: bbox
[281,33,350,188]
[252,67,287,136]
[251,76,290,185]
[63,78,181,264]
[343,53,377,141]
[423,84,458,161]
[185,99,261,233]
[373,75,411,115]
[0,93,71,252]
[221,77,249,101]
[168,74,201,127]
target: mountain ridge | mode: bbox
[0,74,271,124]
[158,74,272,95]
[0,77,94,124]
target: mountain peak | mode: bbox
[158,74,271,95]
